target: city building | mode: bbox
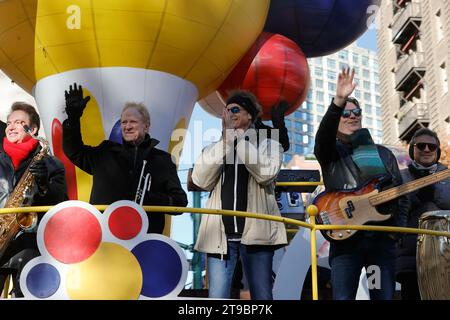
[283,43,383,163]
[377,0,450,143]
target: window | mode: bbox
[365,117,373,126]
[295,145,303,154]
[363,81,370,90]
[316,91,324,101]
[355,90,361,99]
[315,79,323,88]
[353,53,359,64]
[377,120,382,128]
[375,107,382,116]
[339,62,348,70]
[327,58,336,69]
[374,84,380,93]
[317,104,325,113]
[306,102,313,110]
[307,89,313,100]
[338,50,348,60]
[365,105,372,114]
[303,135,309,144]
[362,56,369,67]
[375,95,381,103]
[374,72,379,82]
[285,119,292,127]
[295,122,302,130]
[302,124,308,132]
[364,92,371,101]
[284,154,292,163]
[363,69,370,78]
[294,111,302,119]
[295,133,302,142]
[328,82,337,92]
[327,71,337,81]
[315,67,323,77]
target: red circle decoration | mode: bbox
[108,206,143,240]
[43,207,102,264]
[219,32,310,120]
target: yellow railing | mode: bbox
[1,201,449,300]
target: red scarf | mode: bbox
[3,137,39,170]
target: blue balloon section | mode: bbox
[264,0,381,57]
[108,119,122,144]
[26,263,60,298]
[132,240,183,298]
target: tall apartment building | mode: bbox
[377,0,450,144]
[283,43,383,163]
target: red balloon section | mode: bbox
[219,32,310,120]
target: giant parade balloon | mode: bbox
[218,32,310,120]
[0,0,270,210]
[263,0,381,57]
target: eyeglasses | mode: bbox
[414,143,438,152]
[226,106,241,114]
[341,108,362,118]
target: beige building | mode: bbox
[377,0,450,143]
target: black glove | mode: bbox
[65,83,91,123]
[271,100,289,129]
[29,159,49,195]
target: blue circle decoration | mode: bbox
[132,240,183,298]
[108,119,122,144]
[264,0,381,57]
[26,263,61,298]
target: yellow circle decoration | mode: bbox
[66,242,142,300]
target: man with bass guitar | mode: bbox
[314,68,408,300]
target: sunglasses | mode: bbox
[414,143,438,152]
[227,106,241,114]
[341,108,362,118]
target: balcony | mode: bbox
[395,51,425,90]
[392,2,422,44]
[398,102,429,141]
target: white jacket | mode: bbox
[192,130,287,255]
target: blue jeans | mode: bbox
[329,236,397,300]
[207,241,274,300]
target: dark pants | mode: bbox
[398,273,421,300]
[329,236,397,300]
[0,233,39,297]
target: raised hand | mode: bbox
[64,83,91,121]
[335,68,357,107]
[271,100,289,128]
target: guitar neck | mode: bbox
[369,169,450,206]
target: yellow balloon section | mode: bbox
[66,242,143,300]
[0,0,270,98]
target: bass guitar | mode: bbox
[313,169,450,241]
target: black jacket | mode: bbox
[0,121,5,140]
[314,101,409,239]
[0,143,68,266]
[396,163,450,277]
[62,120,188,234]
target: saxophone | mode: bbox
[0,126,50,261]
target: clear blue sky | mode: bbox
[171,28,379,280]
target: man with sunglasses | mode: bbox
[314,68,408,300]
[192,90,287,300]
[396,128,450,300]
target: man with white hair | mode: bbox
[62,83,188,234]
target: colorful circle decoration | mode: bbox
[20,200,188,300]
